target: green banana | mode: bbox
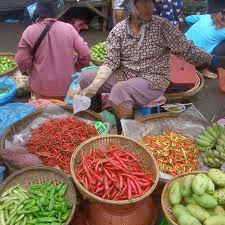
[217,124,225,134]
[220,134,225,142]
[212,123,221,135]
[197,134,214,144]
[202,130,216,142]
[196,138,212,147]
[197,145,208,152]
[217,139,225,148]
[216,145,224,153]
[207,126,219,139]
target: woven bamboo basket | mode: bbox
[0,106,105,173]
[70,135,159,206]
[0,166,77,225]
[138,112,180,123]
[165,71,204,102]
[0,53,18,76]
[0,106,105,149]
[161,171,208,225]
[91,57,104,66]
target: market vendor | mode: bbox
[78,0,225,122]
[15,0,90,99]
[185,2,225,78]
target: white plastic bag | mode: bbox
[72,95,91,114]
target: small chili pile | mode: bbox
[74,143,154,200]
[141,131,199,176]
[27,117,98,174]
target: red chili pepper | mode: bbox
[27,117,98,174]
[74,143,154,200]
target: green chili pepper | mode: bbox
[37,217,57,222]
[62,211,70,221]
[57,184,68,197]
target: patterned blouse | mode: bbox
[104,16,212,89]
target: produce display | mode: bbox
[142,131,199,176]
[27,117,98,174]
[169,169,225,225]
[91,42,106,62]
[0,56,16,73]
[0,182,71,225]
[196,123,225,168]
[74,143,154,200]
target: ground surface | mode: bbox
[0,22,224,121]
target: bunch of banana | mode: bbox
[196,123,225,168]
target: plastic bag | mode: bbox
[121,105,208,141]
[65,73,81,105]
[9,104,97,145]
[14,71,29,97]
[1,143,42,171]
[0,103,36,137]
[0,76,17,105]
[121,105,209,180]
[72,95,91,114]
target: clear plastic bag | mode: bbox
[122,105,208,140]
[2,142,42,170]
[121,105,209,180]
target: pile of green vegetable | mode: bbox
[0,57,16,73]
[0,182,72,225]
[91,42,106,62]
[196,123,225,167]
[169,169,225,225]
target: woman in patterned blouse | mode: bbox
[78,0,225,124]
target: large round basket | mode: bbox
[0,53,18,76]
[0,106,105,149]
[0,166,77,225]
[91,57,104,66]
[138,112,180,123]
[0,106,105,173]
[70,135,159,206]
[165,71,204,102]
[161,171,208,225]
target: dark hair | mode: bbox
[212,11,225,29]
[36,0,64,18]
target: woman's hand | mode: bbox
[80,84,97,98]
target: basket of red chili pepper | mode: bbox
[0,107,105,174]
[70,135,159,205]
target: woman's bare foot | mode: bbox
[202,68,218,79]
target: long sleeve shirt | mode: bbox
[185,14,225,54]
[16,18,90,97]
[104,16,212,89]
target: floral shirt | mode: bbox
[104,16,212,89]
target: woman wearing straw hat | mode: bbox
[77,0,225,130]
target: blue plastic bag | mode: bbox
[0,103,36,137]
[65,73,81,105]
[0,76,17,106]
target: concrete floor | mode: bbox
[0,22,224,121]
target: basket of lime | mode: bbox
[91,42,106,66]
[0,53,18,76]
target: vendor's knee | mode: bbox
[77,70,97,89]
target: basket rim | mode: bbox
[70,134,159,205]
[161,170,208,225]
[165,71,204,101]
[0,166,77,225]
[0,52,18,76]
[138,112,180,123]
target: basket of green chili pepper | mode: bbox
[0,166,76,225]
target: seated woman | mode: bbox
[16,0,90,99]
[185,2,225,78]
[78,0,225,129]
